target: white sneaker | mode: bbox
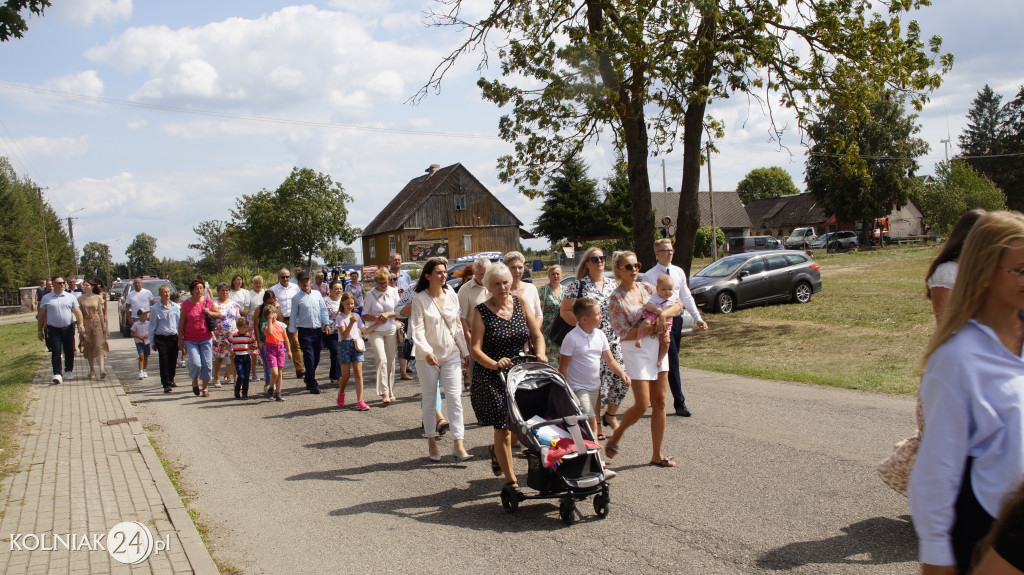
[52,374,62,384]
[603,466,617,480]
[63,371,74,381]
[142,370,149,378]
[138,370,145,380]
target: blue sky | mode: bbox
[1,0,1022,262]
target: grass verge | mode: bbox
[679,246,936,395]
[0,322,43,483]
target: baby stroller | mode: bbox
[499,357,610,525]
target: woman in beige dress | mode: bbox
[78,278,110,378]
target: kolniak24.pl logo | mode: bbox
[9,521,172,565]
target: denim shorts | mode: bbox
[135,342,151,356]
[338,339,364,364]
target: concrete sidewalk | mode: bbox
[0,357,218,574]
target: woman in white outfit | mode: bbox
[409,257,472,462]
[926,209,985,324]
[504,251,543,320]
[362,267,400,404]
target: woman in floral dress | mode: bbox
[211,282,242,388]
[537,265,564,363]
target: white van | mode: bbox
[784,228,816,249]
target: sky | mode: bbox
[1,0,1022,263]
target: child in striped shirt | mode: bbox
[228,318,256,399]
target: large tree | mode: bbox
[79,241,110,280]
[0,157,71,287]
[419,0,949,274]
[532,153,618,247]
[189,220,239,275]
[0,0,48,42]
[232,167,359,270]
[916,159,1006,235]
[805,77,929,244]
[736,167,800,204]
[125,233,159,277]
[959,84,1024,210]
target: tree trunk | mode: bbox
[625,109,656,270]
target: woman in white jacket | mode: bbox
[409,257,472,462]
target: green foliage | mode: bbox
[125,233,159,277]
[422,0,950,277]
[602,155,633,239]
[319,246,356,267]
[693,227,725,259]
[231,167,359,269]
[0,157,72,288]
[532,153,619,245]
[805,75,929,228]
[188,220,241,276]
[915,159,1006,234]
[0,0,49,42]
[959,84,1024,210]
[78,242,110,280]
[737,167,800,204]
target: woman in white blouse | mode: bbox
[362,267,400,404]
[910,211,1024,575]
[504,251,542,322]
[926,209,985,324]
[247,275,265,324]
[410,257,472,462]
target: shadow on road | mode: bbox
[755,515,916,570]
[304,426,424,450]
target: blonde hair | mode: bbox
[547,264,561,275]
[340,291,355,305]
[483,262,512,290]
[575,246,605,279]
[656,273,674,288]
[612,250,637,281]
[654,238,673,250]
[503,251,525,267]
[923,211,1024,365]
[252,275,264,286]
[373,267,392,284]
[262,304,280,319]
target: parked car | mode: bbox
[119,279,178,337]
[400,262,422,280]
[689,250,822,314]
[109,280,130,301]
[728,235,783,254]
[808,231,859,251]
[784,227,817,249]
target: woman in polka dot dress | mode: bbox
[470,263,547,494]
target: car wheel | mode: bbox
[792,281,812,304]
[715,291,735,314]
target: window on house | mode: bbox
[463,235,472,251]
[388,235,396,255]
[369,241,376,260]
[454,195,467,210]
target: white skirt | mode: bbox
[620,337,669,381]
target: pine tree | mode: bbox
[532,154,617,248]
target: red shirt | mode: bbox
[180,298,213,342]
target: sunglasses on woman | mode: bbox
[589,255,606,263]
[620,263,641,272]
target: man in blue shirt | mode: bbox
[36,276,85,384]
[149,285,181,393]
[289,271,331,394]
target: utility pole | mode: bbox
[706,141,718,261]
[67,208,85,279]
[35,187,52,280]
[661,159,667,193]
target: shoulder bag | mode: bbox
[203,298,218,332]
[876,396,923,496]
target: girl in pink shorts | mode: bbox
[261,305,290,401]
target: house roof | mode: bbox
[649,191,752,229]
[743,193,828,228]
[362,163,522,236]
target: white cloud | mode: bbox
[0,136,89,165]
[49,0,132,26]
[126,119,147,130]
[45,70,104,97]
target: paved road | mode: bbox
[105,303,919,574]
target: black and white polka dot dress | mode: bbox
[471,296,529,429]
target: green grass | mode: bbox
[678,246,937,394]
[0,322,44,481]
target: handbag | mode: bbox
[548,314,573,345]
[203,298,218,332]
[876,396,923,495]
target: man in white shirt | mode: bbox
[457,257,492,387]
[643,238,708,417]
[37,276,85,384]
[126,277,156,323]
[388,253,413,291]
[269,267,303,378]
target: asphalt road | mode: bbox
[104,303,919,574]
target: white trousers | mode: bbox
[419,356,465,440]
[368,326,397,397]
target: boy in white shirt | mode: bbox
[131,308,152,380]
[559,298,630,440]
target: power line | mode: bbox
[0,80,501,140]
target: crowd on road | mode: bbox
[32,213,1024,574]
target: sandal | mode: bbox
[488,445,502,476]
[597,433,607,441]
[436,420,450,436]
[605,441,619,459]
[602,413,619,431]
[192,384,201,396]
[201,389,210,398]
[649,456,676,468]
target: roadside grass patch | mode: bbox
[0,323,43,482]
[680,247,936,394]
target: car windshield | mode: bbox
[694,257,746,278]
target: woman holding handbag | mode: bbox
[910,211,1024,575]
[538,265,564,363]
[409,257,472,462]
[178,278,221,397]
[362,267,400,404]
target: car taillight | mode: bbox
[810,263,819,270]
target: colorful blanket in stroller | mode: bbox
[545,437,601,470]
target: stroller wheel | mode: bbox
[593,493,610,519]
[500,486,520,514]
[559,498,576,525]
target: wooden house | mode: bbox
[361,163,529,265]
[649,190,753,241]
